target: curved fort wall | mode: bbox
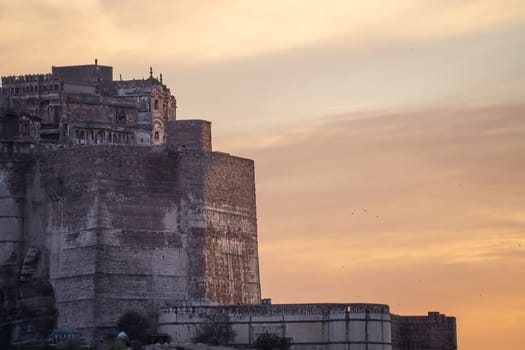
[158,303,392,350]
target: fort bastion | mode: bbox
[0,63,456,350]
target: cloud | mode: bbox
[1,0,525,72]
[241,104,525,340]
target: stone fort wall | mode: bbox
[391,312,457,350]
[0,62,456,349]
[41,143,260,341]
[158,303,392,350]
[0,120,261,345]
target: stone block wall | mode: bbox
[201,152,260,304]
[391,312,457,350]
[52,64,113,95]
[158,303,392,350]
[0,155,28,259]
[35,144,260,343]
[167,120,211,152]
[0,145,56,348]
[64,98,137,127]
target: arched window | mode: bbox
[154,99,159,110]
[154,131,160,142]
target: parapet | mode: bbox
[166,119,211,152]
[158,303,392,347]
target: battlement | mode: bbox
[161,303,390,316]
[158,303,392,347]
[0,74,61,97]
[1,73,55,85]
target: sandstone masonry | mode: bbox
[0,63,456,350]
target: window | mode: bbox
[116,107,126,122]
[154,99,159,110]
[154,131,160,142]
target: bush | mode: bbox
[117,310,150,344]
[105,338,126,350]
[192,314,236,346]
[254,333,292,350]
[130,339,144,350]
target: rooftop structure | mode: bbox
[0,61,175,146]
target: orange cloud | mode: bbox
[218,104,525,350]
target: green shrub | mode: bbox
[254,333,292,350]
[192,314,236,346]
[117,310,150,343]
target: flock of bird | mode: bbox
[350,208,380,219]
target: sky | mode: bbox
[1,1,524,349]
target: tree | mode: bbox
[105,338,126,350]
[192,314,236,346]
[254,333,292,350]
[117,310,150,344]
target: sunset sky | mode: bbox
[1,1,524,349]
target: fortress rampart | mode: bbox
[0,63,456,350]
[159,303,392,350]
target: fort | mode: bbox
[0,62,456,350]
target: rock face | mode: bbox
[0,153,56,348]
[0,63,261,347]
